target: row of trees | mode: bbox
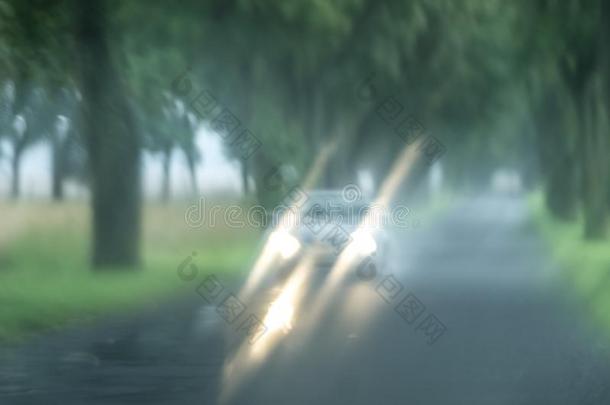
[0,2,200,202]
[520,0,609,239]
[0,0,607,268]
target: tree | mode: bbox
[75,0,141,267]
[49,88,80,201]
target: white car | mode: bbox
[266,190,389,279]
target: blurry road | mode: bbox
[2,194,610,404]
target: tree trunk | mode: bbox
[527,77,578,220]
[252,152,277,212]
[76,0,141,268]
[580,85,607,239]
[241,158,250,195]
[602,1,610,211]
[160,147,171,203]
[51,139,65,201]
[325,120,357,188]
[545,155,577,220]
[184,151,198,197]
[10,147,22,200]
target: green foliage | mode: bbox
[1,0,606,230]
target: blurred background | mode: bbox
[0,0,609,404]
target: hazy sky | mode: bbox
[0,126,242,199]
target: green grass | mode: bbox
[0,193,455,342]
[0,202,259,342]
[529,192,610,335]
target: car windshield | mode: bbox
[302,200,371,225]
[3,2,609,405]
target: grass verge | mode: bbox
[529,191,610,336]
[0,202,259,342]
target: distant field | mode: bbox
[0,201,260,341]
[530,193,610,336]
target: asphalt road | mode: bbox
[2,194,610,404]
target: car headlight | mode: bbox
[349,229,377,255]
[269,230,301,259]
